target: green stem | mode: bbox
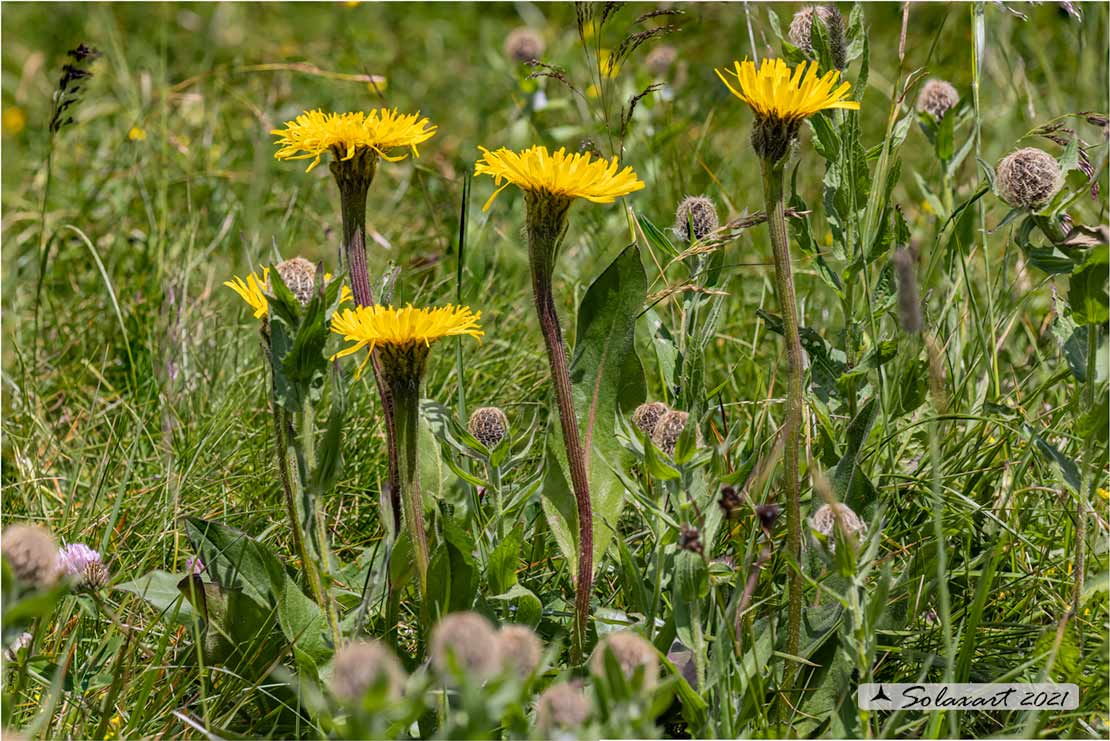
[760,157,804,695]
[301,399,342,647]
[391,378,429,598]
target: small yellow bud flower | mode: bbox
[1097,487,1108,501]
[128,126,146,141]
[3,106,26,136]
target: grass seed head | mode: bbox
[631,401,669,437]
[589,632,659,690]
[331,639,406,703]
[997,147,1063,209]
[811,502,866,553]
[504,26,545,63]
[673,195,720,242]
[274,257,318,306]
[430,611,500,682]
[916,79,959,119]
[2,525,60,589]
[788,6,846,69]
[536,681,591,731]
[468,406,509,448]
[497,624,543,679]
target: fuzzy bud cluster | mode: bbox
[916,79,959,120]
[589,632,659,690]
[468,406,509,449]
[672,195,720,243]
[788,6,847,70]
[996,147,1063,210]
[331,639,406,703]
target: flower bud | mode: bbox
[467,406,509,449]
[274,256,318,306]
[430,611,501,682]
[996,147,1063,210]
[331,639,406,703]
[535,681,591,732]
[2,524,59,589]
[497,624,543,679]
[651,410,699,457]
[788,5,847,69]
[504,26,545,63]
[631,401,669,437]
[811,502,866,553]
[589,631,659,690]
[916,79,959,120]
[672,195,720,243]
[57,543,108,591]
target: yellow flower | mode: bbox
[224,267,352,319]
[1098,487,1108,501]
[715,58,860,122]
[271,108,437,172]
[3,106,26,136]
[474,145,645,211]
[128,126,146,141]
[330,304,483,378]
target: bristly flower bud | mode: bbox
[468,406,509,449]
[275,257,319,306]
[811,502,866,554]
[589,632,659,690]
[756,503,782,532]
[672,195,720,242]
[430,611,501,683]
[916,79,959,120]
[536,681,591,732]
[752,116,802,164]
[497,624,543,679]
[788,6,847,70]
[331,639,407,703]
[996,147,1063,210]
[678,524,704,554]
[504,26,545,63]
[631,401,669,437]
[892,248,922,334]
[2,524,60,589]
[651,410,699,457]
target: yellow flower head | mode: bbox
[474,145,644,211]
[224,267,352,319]
[330,304,483,378]
[271,108,437,172]
[715,58,860,122]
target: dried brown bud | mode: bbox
[651,410,699,457]
[673,195,720,243]
[997,147,1063,210]
[788,5,847,69]
[718,485,743,519]
[274,257,318,306]
[756,503,782,532]
[468,406,509,449]
[916,79,959,120]
[631,401,669,437]
[678,524,703,554]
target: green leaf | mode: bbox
[488,525,523,596]
[541,243,647,578]
[490,584,543,628]
[184,517,332,664]
[115,570,196,625]
[1068,245,1109,325]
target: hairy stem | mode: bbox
[334,156,402,537]
[760,157,804,693]
[526,200,593,662]
[391,376,430,598]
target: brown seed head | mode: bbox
[718,485,743,519]
[2,525,59,589]
[651,410,698,457]
[997,147,1063,210]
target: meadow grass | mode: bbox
[1,2,1108,738]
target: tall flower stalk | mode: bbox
[271,108,437,535]
[475,145,643,660]
[330,304,483,596]
[715,58,860,687]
